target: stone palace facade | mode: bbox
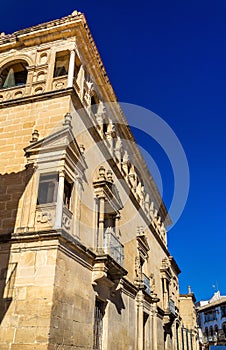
[0,11,198,350]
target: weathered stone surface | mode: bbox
[0,11,198,350]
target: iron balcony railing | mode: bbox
[104,228,124,266]
[169,298,176,316]
[143,273,151,295]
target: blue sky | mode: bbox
[1,1,226,301]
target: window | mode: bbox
[221,305,226,317]
[0,61,28,89]
[53,51,70,77]
[143,312,149,350]
[37,173,58,205]
[63,178,72,209]
[222,323,226,336]
[93,299,105,350]
[204,310,217,322]
[176,323,180,350]
[210,326,213,337]
[91,95,98,115]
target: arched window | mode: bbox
[205,327,208,336]
[222,323,226,336]
[210,326,213,336]
[91,92,99,115]
[0,60,28,89]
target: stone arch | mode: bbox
[0,58,30,89]
[36,70,46,82]
[0,53,34,71]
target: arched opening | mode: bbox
[222,322,226,336]
[0,60,28,89]
[214,324,218,340]
[210,326,213,337]
[91,93,99,115]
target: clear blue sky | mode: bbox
[1,1,226,301]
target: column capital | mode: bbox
[59,170,65,178]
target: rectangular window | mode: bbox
[37,173,58,205]
[63,178,72,209]
[221,305,226,317]
[93,299,105,350]
[53,51,70,77]
[204,311,217,322]
[143,312,149,350]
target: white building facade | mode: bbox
[197,292,226,349]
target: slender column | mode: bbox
[181,327,185,350]
[67,49,75,87]
[115,214,120,236]
[54,171,65,228]
[93,197,99,249]
[163,278,169,310]
[72,176,82,238]
[152,304,158,350]
[137,290,144,350]
[98,196,105,252]
[24,65,36,95]
[76,65,85,99]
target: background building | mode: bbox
[197,291,226,349]
[0,11,198,349]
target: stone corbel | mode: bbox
[110,278,123,297]
[92,260,114,288]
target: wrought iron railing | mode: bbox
[104,228,124,266]
[143,273,151,295]
[169,298,176,315]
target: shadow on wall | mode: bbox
[93,282,126,315]
[0,167,34,235]
[0,167,34,324]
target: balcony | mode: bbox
[169,299,176,316]
[104,228,124,266]
[92,228,126,287]
[143,273,151,295]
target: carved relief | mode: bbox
[34,86,44,94]
[39,52,48,65]
[14,90,24,98]
[36,70,46,82]
[36,210,53,224]
[52,76,67,90]
[62,211,72,231]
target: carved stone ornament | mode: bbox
[36,211,52,224]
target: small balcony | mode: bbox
[143,273,151,295]
[104,227,124,266]
[92,227,126,288]
[169,298,176,316]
